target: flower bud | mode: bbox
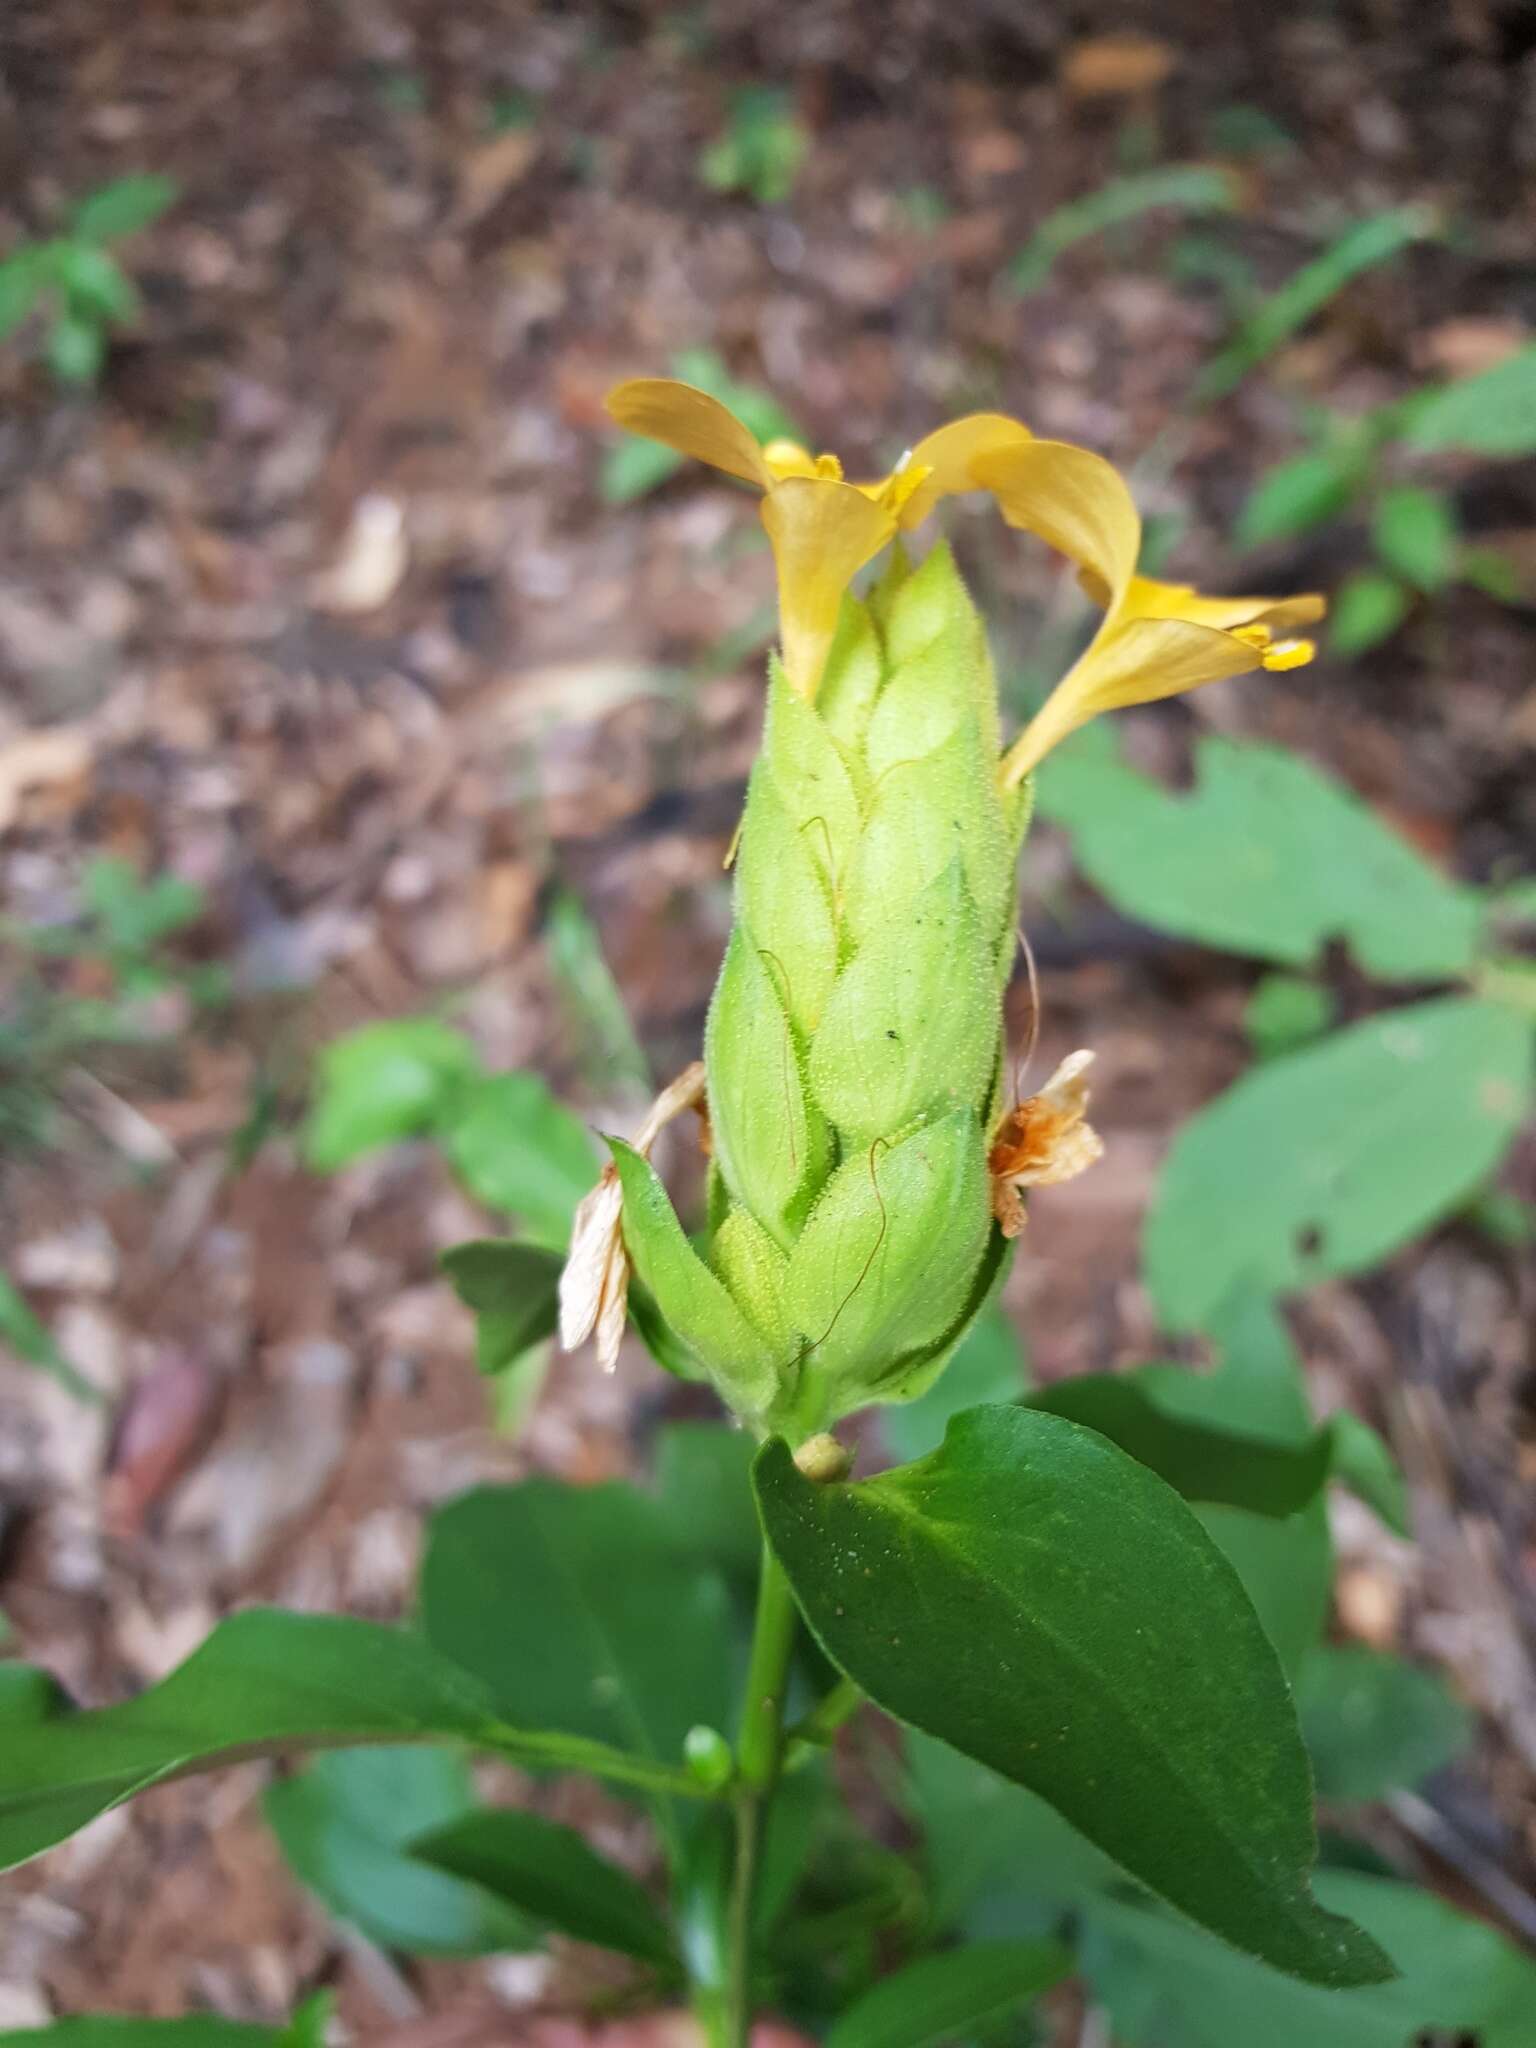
[614,544,1028,1433]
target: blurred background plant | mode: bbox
[0,174,177,386]
[0,2,1532,2040]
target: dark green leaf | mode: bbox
[1039,740,1482,980]
[1371,486,1458,592]
[440,1240,564,1376]
[413,1806,675,1964]
[880,1303,1029,1465]
[1238,451,1360,546]
[1153,1297,1334,1676]
[70,174,179,241]
[265,1747,534,1956]
[1404,344,1536,458]
[1194,207,1429,402]
[823,1940,1071,2048]
[1295,1647,1472,1801]
[1009,166,1239,294]
[653,1422,761,1584]
[1082,1872,1536,2047]
[1146,997,1532,1332]
[0,1273,101,1403]
[303,1018,481,1170]
[0,1609,500,1872]
[419,1480,734,1790]
[905,1730,1118,1934]
[1329,569,1411,655]
[755,1408,1391,1987]
[1025,1372,1333,1517]
[442,1072,598,1241]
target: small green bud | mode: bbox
[683,1724,734,1791]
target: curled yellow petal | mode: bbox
[759,477,899,699]
[1001,618,1279,786]
[763,440,843,481]
[1124,576,1326,638]
[896,412,1036,528]
[605,378,770,489]
[972,439,1141,610]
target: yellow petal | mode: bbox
[760,478,898,698]
[1001,618,1271,786]
[893,413,1036,527]
[605,378,770,489]
[972,439,1142,611]
[1124,576,1326,636]
[763,440,843,481]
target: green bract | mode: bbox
[616,545,1029,1431]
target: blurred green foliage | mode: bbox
[698,86,808,206]
[0,174,176,386]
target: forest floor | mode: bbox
[1,1,1534,2038]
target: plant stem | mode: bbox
[785,1674,863,1761]
[724,1539,800,2048]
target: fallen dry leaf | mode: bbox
[1062,33,1176,98]
[311,493,409,613]
[0,725,93,832]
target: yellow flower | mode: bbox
[605,379,1032,698]
[971,439,1325,788]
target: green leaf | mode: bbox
[265,1747,534,1956]
[46,311,106,386]
[419,1479,735,1793]
[0,2024,279,2045]
[0,1610,500,1873]
[1009,166,1239,295]
[56,243,137,325]
[1404,343,1536,457]
[1156,1297,1334,1675]
[823,1940,1071,2048]
[610,1138,782,1420]
[1371,486,1458,592]
[0,248,48,340]
[905,1730,1119,1933]
[0,1273,101,1403]
[755,1407,1391,1987]
[1024,1371,1333,1517]
[1194,207,1429,402]
[440,1239,563,1376]
[442,1071,598,1241]
[303,1018,481,1170]
[1329,568,1411,655]
[82,858,204,952]
[69,173,179,242]
[1244,973,1336,1059]
[413,1806,676,1964]
[1238,451,1360,546]
[1295,1646,1472,1801]
[653,1422,761,1585]
[1040,738,1482,980]
[1325,1409,1410,1538]
[880,1302,1029,1464]
[545,889,651,1095]
[1146,997,1532,1331]
[1082,1871,1536,2047]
